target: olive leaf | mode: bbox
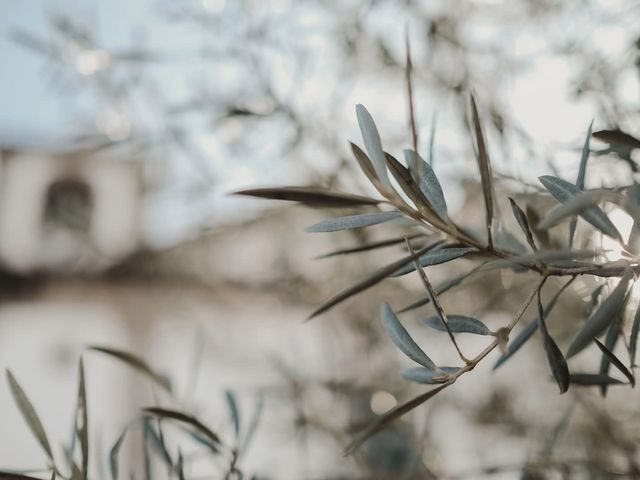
[5,370,55,467]
[566,274,632,358]
[569,374,624,386]
[630,302,640,367]
[315,233,425,258]
[392,247,475,277]
[422,315,490,336]
[356,104,391,189]
[402,366,459,384]
[404,149,448,220]
[569,121,594,245]
[538,175,623,242]
[399,263,486,313]
[75,360,88,480]
[594,338,634,386]
[381,303,439,371]
[344,383,448,455]
[233,186,381,207]
[307,242,437,319]
[88,346,171,392]
[109,425,129,480]
[494,277,574,370]
[537,289,570,394]
[305,211,402,233]
[224,390,241,438]
[143,407,221,451]
[470,94,494,247]
[0,473,48,479]
[597,315,623,397]
[509,197,538,253]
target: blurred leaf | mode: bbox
[630,302,640,367]
[392,247,474,277]
[143,407,221,449]
[538,176,623,242]
[526,205,553,250]
[483,249,598,271]
[175,452,185,480]
[404,149,448,220]
[109,425,128,480]
[315,233,425,258]
[305,211,402,233]
[494,277,574,369]
[88,346,171,393]
[402,366,459,384]
[5,370,55,466]
[381,303,439,370]
[597,314,622,397]
[0,473,48,479]
[356,104,391,188]
[423,315,490,335]
[307,242,436,319]
[75,360,88,480]
[594,338,634,386]
[509,198,537,253]
[569,374,624,386]
[142,418,173,468]
[241,393,264,454]
[593,129,640,149]
[470,94,494,247]
[345,383,448,455]
[225,390,241,439]
[566,275,631,358]
[494,230,527,255]
[538,189,639,233]
[570,121,594,246]
[233,186,381,207]
[537,289,569,394]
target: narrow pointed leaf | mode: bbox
[594,338,634,386]
[509,198,537,252]
[305,211,402,233]
[538,189,637,232]
[233,186,381,207]
[316,233,425,258]
[570,121,594,245]
[381,303,438,370]
[143,407,221,447]
[349,143,387,195]
[630,302,640,367]
[356,105,390,188]
[392,247,474,277]
[598,315,622,396]
[494,277,574,369]
[5,370,55,464]
[566,275,632,358]
[402,366,458,384]
[404,149,448,220]
[569,374,624,386]
[344,383,448,455]
[224,390,241,438]
[423,315,490,335]
[593,129,640,149]
[399,263,486,313]
[76,360,88,480]
[538,175,623,242]
[109,426,128,480]
[470,94,494,246]
[0,474,47,479]
[88,346,171,392]
[307,242,436,319]
[537,290,570,394]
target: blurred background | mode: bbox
[1,0,640,478]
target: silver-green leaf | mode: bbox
[356,104,390,189]
[422,315,490,336]
[404,149,448,220]
[402,366,458,384]
[566,274,632,358]
[305,211,402,233]
[537,290,570,394]
[538,175,623,242]
[381,303,438,371]
[392,247,474,277]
